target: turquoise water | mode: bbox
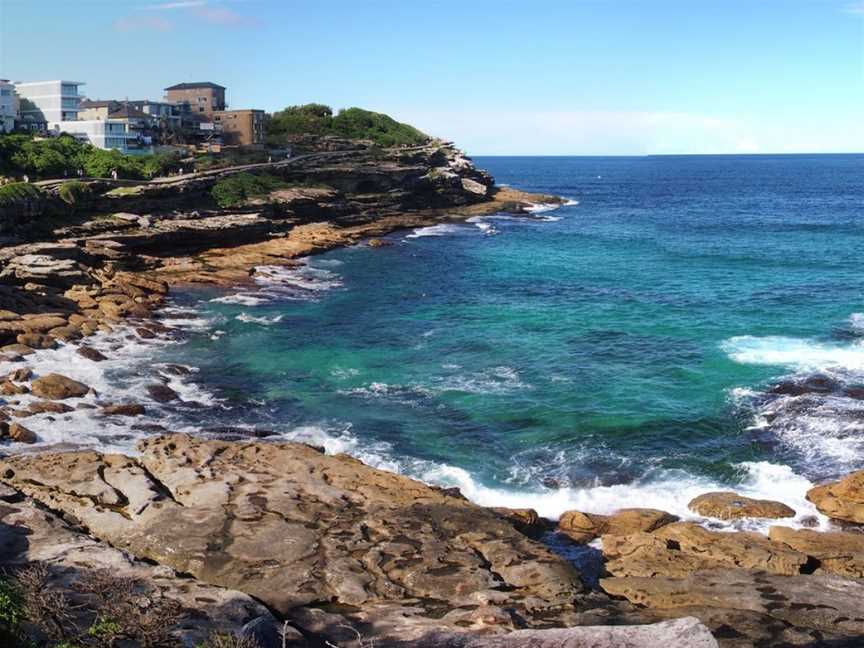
[152,154,863,523]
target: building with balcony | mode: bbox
[164,82,225,117]
[14,80,84,128]
[213,109,265,146]
[48,119,133,153]
[0,79,17,133]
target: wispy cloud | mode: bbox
[113,15,174,31]
[144,1,207,9]
[192,5,260,26]
[116,0,258,31]
[842,1,864,14]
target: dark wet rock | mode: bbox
[31,373,90,400]
[101,403,146,417]
[131,423,168,434]
[491,507,547,538]
[769,374,840,396]
[26,401,74,415]
[203,426,276,440]
[159,363,192,376]
[77,345,108,361]
[145,383,179,403]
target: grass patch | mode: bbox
[0,182,44,205]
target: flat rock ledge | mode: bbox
[0,434,648,645]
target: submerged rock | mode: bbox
[146,383,179,402]
[77,345,108,361]
[688,491,795,520]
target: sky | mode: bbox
[0,0,862,155]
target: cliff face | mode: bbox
[0,142,495,236]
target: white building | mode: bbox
[14,80,84,127]
[0,79,17,133]
[48,119,133,153]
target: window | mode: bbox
[0,89,10,96]
[61,84,78,96]
[62,98,77,109]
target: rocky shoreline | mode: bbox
[0,143,863,646]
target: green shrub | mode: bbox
[58,180,93,206]
[211,172,287,208]
[0,182,44,205]
[0,578,23,636]
[266,104,427,147]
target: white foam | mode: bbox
[211,293,268,306]
[405,223,468,239]
[722,335,864,371]
[236,313,284,326]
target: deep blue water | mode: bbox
[88,155,864,524]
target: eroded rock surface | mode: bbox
[0,489,284,646]
[601,569,864,647]
[807,470,864,524]
[0,434,635,641]
[559,508,678,543]
[602,522,810,577]
[769,526,864,578]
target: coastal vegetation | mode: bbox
[210,172,288,207]
[266,104,428,147]
[0,134,181,180]
[0,181,44,205]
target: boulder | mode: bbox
[146,383,179,402]
[807,470,864,524]
[31,373,90,400]
[19,314,68,332]
[559,508,678,543]
[77,345,108,362]
[101,403,146,417]
[6,367,32,382]
[7,422,36,443]
[48,325,82,342]
[0,434,601,640]
[26,401,74,415]
[16,332,56,349]
[2,343,34,355]
[491,507,546,538]
[0,381,28,396]
[602,522,810,577]
[688,491,795,520]
[769,526,864,578]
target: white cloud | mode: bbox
[192,5,259,26]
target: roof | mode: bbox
[80,99,118,109]
[108,104,151,119]
[165,82,226,91]
[14,80,85,86]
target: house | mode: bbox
[48,119,133,153]
[164,82,226,117]
[213,109,265,146]
[0,80,17,133]
[14,80,84,128]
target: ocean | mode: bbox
[15,154,864,532]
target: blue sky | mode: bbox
[1,0,862,155]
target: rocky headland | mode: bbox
[0,141,863,647]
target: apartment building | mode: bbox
[213,109,265,146]
[48,119,133,152]
[15,80,84,127]
[0,80,17,133]
[164,82,225,117]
